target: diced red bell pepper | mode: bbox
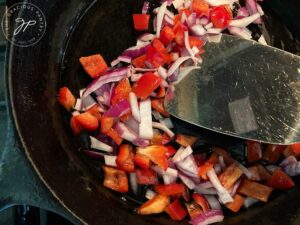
[86,105,102,122]
[191,0,209,16]
[106,128,123,145]
[192,193,210,212]
[225,194,245,213]
[102,166,128,193]
[116,144,135,172]
[210,5,232,29]
[111,79,131,105]
[100,115,114,134]
[198,154,218,179]
[58,87,76,111]
[283,143,300,158]
[145,46,170,68]
[266,169,295,190]
[155,86,166,98]
[237,179,273,202]
[133,72,163,100]
[185,202,203,218]
[151,134,163,145]
[132,54,147,68]
[175,134,198,147]
[133,14,150,31]
[165,199,188,221]
[173,14,181,25]
[136,168,158,185]
[173,23,188,46]
[165,145,176,158]
[263,144,286,163]
[73,112,98,132]
[188,36,205,48]
[137,194,170,215]
[160,26,175,46]
[79,54,108,78]
[247,140,262,163]
[133,153,150,170]
[137,145,168,170]
[154,183,185,196]
[179,8,192,17]
[70,116,82,135]
[247,164,271,181]
[162,132,172,145]
[218,163,243,189]
[151,98,170,117]
[152,38,168,54]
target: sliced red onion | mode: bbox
[90,136,113,152]
[142,1,150,14]
[138,33,155,42]
[72,111,80,116]
[74,98,82,111]
[245,0,262,24]
[104,100,130,118]
[189,210,224,225]
[181,12,188,24]
[115,122,149,146]
[184,0,192,8]
[173,0,184,9]
[187,13,197,28]
[230,179,242,196]
[122,43,151,59]
[206,28,222,34]
[194,186,218,195]
[207,169,233,204]
[129,173,138,194]
[165,85,175,101]
[179,172,196,189]
[199,17,209,25]
[139,98,153,139]
[152,111,163,120]
[129,92,141,122]
[104,155,117,167]
[117,55,131,64]
[244,197,259,208]
[83,67,129,97]
[170,52,179,62]
[214,163,222,175]
[163,14,174,27]
[157,66,168,80]
[204,22,213,29]
[204,0,235,6]
[159,118,174,129]
[82,94,97,110]
[83,149,105,160]
[197,181,213,189]
[206,34,222,43]
[163,173,178,184]
[165,9,175,19]
[191,24,206,36]
[175,155,199,177]
[145,189,157,200]
[124,116,140,134]
[133,67,157,72]
[230,13,261,27]
[235,161,253,179]
[167,56,192,76]
[258,34,267,45]
[93,83,111,96]
[156,1,168,37]
[175,66,200,85]
[205,195,222,210]
[256,3,264,16]
[79,88,85,98]
[280,155,297,168]
[228,26,252,40]
[184,31,195,58]
[111,58,120,67]
[173,146,193,163]
[192,46,200,55]
[237,7,250,18]
[151,165,178,176]
[152,122,175,138]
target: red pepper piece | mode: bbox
[58,87,76,111]
[102,166,128,193]
[79,54,108,78]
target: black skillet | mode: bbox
[7,0,300,224]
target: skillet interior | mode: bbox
[9,0,300,224]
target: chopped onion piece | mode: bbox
[199,17,209,25]
[204,0,235,6]
[230,179,242,196]
[256,3,264,16]
[159,118,174,129]
[163,173,178,184]
[173,146,193,163]
[191,24,206,36]
[205,195,222,210]
[130,73,143,82]
[111,58,120,67]
[229,13,261,27]
[115,122,149,146]
[194,186,218,195]
[156,1,168,37]
[104,100,131,118]
[207,34,222,43]
[82,95,96,110]
[72,111,80,116]
[142,1,150,14]
[145,189,157,200]
[152,122,175,138]
[235,161,252,179]
[152,111,163,120]
[204,22,213,29]
[90,136,113,152]
[167,56,192,76]
[129,92,141,122]
[197,181,213,189]
[192,46,200,55]
[184,31,195,58]
[175,155,199,178]
[179,172,196,189]
[228,26,252,40]
[139,98,153,139]
[175,66,200,85]
[104,155,117,167]
[207,169,233,204]
[117,55,132,64]
[129,173,138,194]
[173,0,184,9]
[245,0,262,24]
[189,210,224,225]
[258,35,267,45]
[206,28,222,34]
[280,155,297,168]
[158,66,168,80]
[125,116,140,134]
[138,33,155,42]
[74,98,82,111]
[237,7,250,18]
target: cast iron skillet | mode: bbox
[8,0,300,224]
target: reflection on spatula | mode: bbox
[166,34,300,145]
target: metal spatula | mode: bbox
[166,34,300,145]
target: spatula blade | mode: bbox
[166,34,300,144]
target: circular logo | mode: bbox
[1,2,46,47]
